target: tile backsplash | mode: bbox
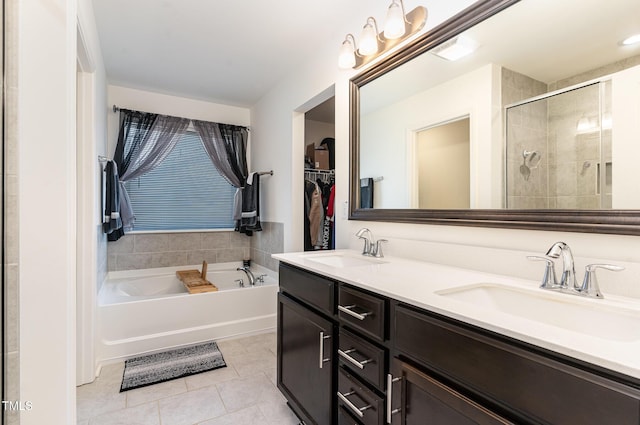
[107,221,284,272]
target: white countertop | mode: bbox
[273,249,640,380]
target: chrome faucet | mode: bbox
[236,266,256,286]
[545,241,577,290]
[528,242,624,299]
[355,228,373,256]
[370,239,388,258]
[354,228,388,258]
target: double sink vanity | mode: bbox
[273,249,640,425]
[274,0,640,422]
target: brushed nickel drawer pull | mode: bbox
[338,348,373,370]
[337,390,372,418]
[319,332,331,369]
[338,304,372,321]
[386,373,402,423]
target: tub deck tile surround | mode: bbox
[77,332,298,425]
[107,231,252,272]
[107,222,283,272]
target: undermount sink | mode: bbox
[303,253,387,268]
[436,283,640,342]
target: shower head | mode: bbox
[523,150,542,169]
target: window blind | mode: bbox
[124,131,236,231]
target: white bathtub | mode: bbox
[96,262,278,366]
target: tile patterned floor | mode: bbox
[77,332,300,425]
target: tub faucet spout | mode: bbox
[237,267,256,286]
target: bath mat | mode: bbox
[120,341,226,392]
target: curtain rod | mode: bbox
[257,170,273,176]
[112,105,250,131]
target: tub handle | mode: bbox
[234,279,244,288]
[319,331,331,369]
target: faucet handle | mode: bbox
[372,239,388,258]
[579,264,624,299]
[526,256,560,289]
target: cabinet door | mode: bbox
[278,293,335,425]
[388,358,513,425]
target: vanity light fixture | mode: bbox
[384,0,407,40]
[621,33,640,46]
[339,34,358,69]
[338,1,428,69]
[431,35,478,61]
[576,116,597,134]
[359,17,383,56]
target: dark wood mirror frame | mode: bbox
[349,0,640,236]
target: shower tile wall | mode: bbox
[107,231,251,271]
[4,1,20,423]
[549,53,640,91]
[502,68,549,208]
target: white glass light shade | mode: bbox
[384,1,405,39]
[358,18,379,56]
[338,36,356,69]
[576,116,596,133]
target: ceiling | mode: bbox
[91,0,372,107]
[362,0,640,114]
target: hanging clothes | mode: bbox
[304,171,335,251]
[308,182,324,247]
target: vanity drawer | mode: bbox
[338,367,384,425]
[339,329,386,391]
[393,305,640,425]
[338,406,361,425]
[279,263,334,316]
[338,285,386,342]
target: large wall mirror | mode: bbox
[349,0,640,234]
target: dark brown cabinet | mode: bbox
[277,263,640,425]
[388,358,513,425]
[392,304,640,425]
[278,292,335,425]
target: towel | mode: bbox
[237,172,262,235]
[102,160,124,241]
[360,177,374,209]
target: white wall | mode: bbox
[251,0,477,252]
[251,1,640,297]
[17,0,78,423]
[76,0,109,387]
[612,64,640,209]
[360,64,498,208]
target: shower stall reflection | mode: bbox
[506,81,612,209]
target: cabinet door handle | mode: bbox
[338,348,373,370]
[338,304,372,321]
[386,373,402,424]
[337,390,372,418]
[319,331,331,369]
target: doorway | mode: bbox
[414,117,470,209]
[303,97,335,251]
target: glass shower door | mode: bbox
[505,81,611,209]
